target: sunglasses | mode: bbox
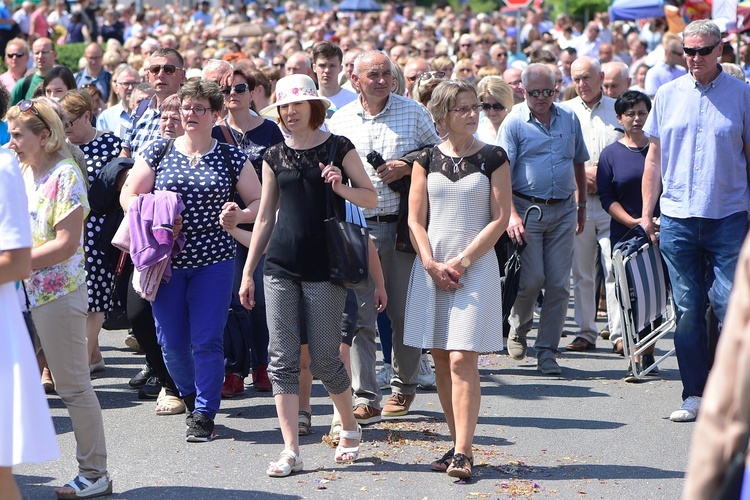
[6,52,25,58]
[682,42,719,57]
[18,100,50,130]
[526,89,556,98]
[222,83,250,95]
[481,102,505,111]
[148,64,182,75]
[420,71,446,80]
[117,81,139,87]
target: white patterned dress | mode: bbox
[404,144,507,353]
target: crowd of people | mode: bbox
[2,0,750,496]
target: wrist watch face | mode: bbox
[460,256,471,267]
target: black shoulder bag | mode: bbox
[323,138,370,288]
[21,281,37,344]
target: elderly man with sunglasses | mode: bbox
[497,63,589,376]
[0,38,29,93]
[641,19,750,423]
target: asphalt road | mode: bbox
[15,303,692,499]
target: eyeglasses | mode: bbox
[526,88,556,98]
[18,100,50,130]
[448,104,483,116]
[460,42,474,47]
[222,83,249,95]
[481,102,505,111]
[180,106,208,116]
[6,52,25,58]
[117,81,139,87]
[682,42,719,57]
[265,39,277,43]
[65,114,83,129]
[273,62,285,68]
[670,50,684,56]
[420,71,446,80]
[33,50,53,56]
[148,64,183,75]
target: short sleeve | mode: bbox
[484,145,508,176]
[49,162,89,226]
[415,148,431,170]
[138,138,171,170]
[334,134,356,165]
[0,151,31,251]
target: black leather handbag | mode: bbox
[323,139,370,288]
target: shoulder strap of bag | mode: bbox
[21,280,31,311]
[124,97,153,146]
[218,141,237,201]
[20,74,32,100]
[325,136,343,220]
[153,138,175,178]
[219,123,237,147]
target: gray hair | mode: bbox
[202,59,233,81]
[721,63,746,81]
[572,56,602,74]
[430,80,478,126]
[521,63,556,88]
[352,50,390,77]
[683,20,721,44]
[602,61,629,80]
[391,60,405,96]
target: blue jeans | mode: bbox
[377,310,392,364]
[152,259,234,419]
[660,213,748,400]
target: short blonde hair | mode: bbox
[430,80,478,126]
[6,99,66,155]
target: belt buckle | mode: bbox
[545,198,554,205]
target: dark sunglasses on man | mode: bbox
[682,42,719,57]
[6,52,25,59]
[148,64,182,75]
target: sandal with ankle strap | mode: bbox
[267,449,303,477]
[446,452,473,479]
[298,410,312,436]
[334,425,361,463]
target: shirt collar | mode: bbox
[523,101,560,123]
[580,94,603,112]
[356,93,393,119]
[689,64,725,91]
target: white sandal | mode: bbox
[267,449,303,477]
[55,473,112,499]
[334,425,362,463]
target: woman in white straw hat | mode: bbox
[238,74,377,477]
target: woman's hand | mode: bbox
[172,215,183,240]
[320,162,343,192]
[220,202,240,230]
[425,258,463,292]
[239,275,256,309]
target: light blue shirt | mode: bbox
[96,102,130,136]
[497,101,589,200]
[644,67,750,219]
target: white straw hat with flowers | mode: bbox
[260,74,332,118]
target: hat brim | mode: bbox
[260,95,332,118]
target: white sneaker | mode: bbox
[670,396,701,422]
[376,363,392,390]
[418,353,436,389]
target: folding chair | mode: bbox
[612,227,676,380]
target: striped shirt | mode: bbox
[329,93,439,218]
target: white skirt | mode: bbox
[0,282,59,466]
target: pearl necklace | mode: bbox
[448,136,476,174]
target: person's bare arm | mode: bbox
[573,161,587,235]
[30,206,84,270]
[641,136,662,242]
[0,247,31,285]
[119,156,155,212]
[323,148,377,209]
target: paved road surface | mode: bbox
[16,305,692,499]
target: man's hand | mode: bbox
[506,211,527,244]
[640,217,658,243]
[376,160,410,184]
[585,165,597,194]
[575,206,586,235]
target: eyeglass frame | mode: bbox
[481,102,505,111]
[448,104,483,116]
[526,88,556,98]
[420,71,446,80]
[6,52,25,59]
[65,113,84,129]
[222,83,250,95]
[179,105,209,116]
[682,41,720,57]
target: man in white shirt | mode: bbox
[644,39,686,97]
[97,66,142,136]
[312,41,356,120]
[569,21,603,59]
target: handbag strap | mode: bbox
[219,122,237,147]
[325,136,344,221]
[21,280,31,310]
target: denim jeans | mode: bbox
[152,259,234,419]
[660,213,749,400]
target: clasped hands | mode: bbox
[426,256,466,292]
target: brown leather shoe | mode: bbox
[566,337,596,352]
[382,393,415,417]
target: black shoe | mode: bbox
[129,364,153,389]
[138,376,162,399]
[642,354,659,375]
[624,363,642,383]
[186,413,216,442]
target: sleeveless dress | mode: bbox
[404,144,507,353]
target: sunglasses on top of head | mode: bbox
[222,83,250,95]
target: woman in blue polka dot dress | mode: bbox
[61,89,122,373]
[121,80,262,443]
